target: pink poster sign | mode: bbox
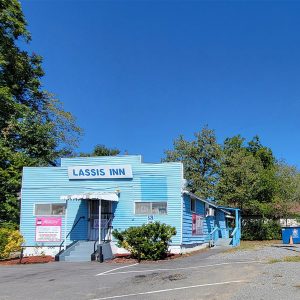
[35,217,62,242]
[192,214,203,235]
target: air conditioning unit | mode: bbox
[206,207,215,217]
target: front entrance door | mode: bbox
[88,200,113,241]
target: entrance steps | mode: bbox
[214,238,232,247]
[58,241,96,262]
[56,240,114,262]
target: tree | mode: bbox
[216,136,263,211]
[216,135,288,218]
[163,126,221,199]
[79,144,120,157]
[272,161,300,219]
[0,0,82,225]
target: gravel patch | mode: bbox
[206,245,300,300]
[207,245,300,262]
[232,262,300,300]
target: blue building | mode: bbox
[20,155,240,261]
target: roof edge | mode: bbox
[182,190,232,214]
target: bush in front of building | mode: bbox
[112,222,176,261]
[0,228,24,259]
[242,218,281,240]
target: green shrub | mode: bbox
[0,222,19,230]
[112,222,176,261]
[242,218,281,240]
[0,228,24,259]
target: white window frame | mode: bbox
[34,203,66,216]
[191,198,196,213]
[134,202,168,215]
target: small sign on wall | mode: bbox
[192,214,203,235]
[93,219,107,229]
[35,217,62,242]
[148,215,154,224]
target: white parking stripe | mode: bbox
[91,280,246,299]
[95,260,261,277]
[96,263,139,276]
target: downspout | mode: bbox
[64,199,68,251]
[98,199,102,245]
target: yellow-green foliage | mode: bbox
[0,228,24,259]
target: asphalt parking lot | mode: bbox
[0,246,299,300]
[0,248,263,300]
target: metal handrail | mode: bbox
[94,240,98,253]
[101,216,113,242]
[208,227,220,247]
[209,227,220,237]
[231,227,238,238]
[59,216,85,252]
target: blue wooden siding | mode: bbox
[182,194,216,245]
[21,156,183,247]
[112,163,183,245]
[215,209,229,238]
[60,155,142,167]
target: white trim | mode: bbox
[183,191,218,209]
[60,192,118,201]
[183,191,232,215]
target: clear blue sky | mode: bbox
[21,0,300,166]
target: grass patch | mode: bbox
[268,255,300,264]
[268,258,282,264]
[283,256,300,262]
[224,240,281,253]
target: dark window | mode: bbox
[191,198,196,212]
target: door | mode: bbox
[88,200,113,241]
[89,200,99,241]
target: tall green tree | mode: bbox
[0,0,82,225]
[163,126,221,199]
[216,136,263,211]
[216,135,287,218]
[272,161,300,219]
[79,144,120,157]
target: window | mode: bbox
[152,202,167,215]
[135,202,167,215]
[191,198,196,212]
[35,203,66,216]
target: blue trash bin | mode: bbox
[281,226,300,244]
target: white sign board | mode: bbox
[35,217,62,242]
[68,165,133,180]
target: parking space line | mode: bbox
[91,280,246,299]
[95,260,261,277]
[96,263,139,276]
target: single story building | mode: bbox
[20,155,241,261]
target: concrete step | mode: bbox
[61,241,112,262]
[215,238,232,246]
[66,254,92,258]
[62,241,96,262]
[65,256,91,262]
